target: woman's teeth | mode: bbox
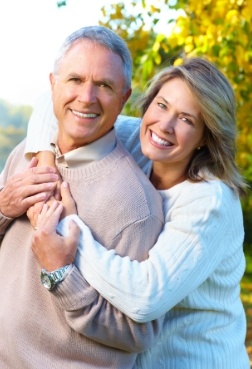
[152,132,171,146]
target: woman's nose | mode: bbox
[158,115,175,133]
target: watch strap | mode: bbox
[41,264,72,291]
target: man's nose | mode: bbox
[77,82,97,104]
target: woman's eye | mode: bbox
[157,102,166,109]
[181,117,193,125]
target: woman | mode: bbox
[26,58,250,368]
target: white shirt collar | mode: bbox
[52,128,116,168]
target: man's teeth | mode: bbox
[152,132,170,146]
[72,110,97,118]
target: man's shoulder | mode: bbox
[2,139,27,171]
[106,143,163,220]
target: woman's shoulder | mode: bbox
[114,115,141,143]
[163,177,241,212]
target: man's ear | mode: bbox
[49,73,56,91]
[122,88,132,107]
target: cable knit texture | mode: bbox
[65,177,250,369]
[0,138,164,369]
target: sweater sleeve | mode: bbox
[25,92,57,157]
[0,151,19,239]
[57,180,244,323]
[54,214,165,353]
[54,265,165,352]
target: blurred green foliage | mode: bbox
[0,99,32,171]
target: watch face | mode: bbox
[41,272,53,290]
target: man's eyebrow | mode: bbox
[95,78,115,87]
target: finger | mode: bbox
[26,205,35,222]
[30,165,57,175]
[21,192,49,210]
[40,203,50,218]
[28,157,39,169]
[22,182,57,199]
[33,201,45,215]
[27,201,45,229]
[38,201,63,232]
[28,172,59,185]
[61,182,72,202]
[54,181,62,201]
[68,220,81,243]
[61,182,76,209]
[45,203,63,233]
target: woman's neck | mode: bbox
[150,163,187,190]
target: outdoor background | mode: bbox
[0,0,251,364]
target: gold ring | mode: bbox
[34,226,39,230]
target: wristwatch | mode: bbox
[41,264,71,291]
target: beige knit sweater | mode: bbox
[0,138,164,369]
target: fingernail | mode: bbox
[62,181,69,188]
[46,183,55,189]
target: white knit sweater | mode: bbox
[25,92,250,369]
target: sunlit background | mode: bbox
[0,0,114,106]
[0,1,251,363]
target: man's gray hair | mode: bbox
[53,25,132,91]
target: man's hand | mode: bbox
[0,157,59,218]
[32,200,80,271]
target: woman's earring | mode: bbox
[197,146,201,150]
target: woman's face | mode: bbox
[140,78,205,171]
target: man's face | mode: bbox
[50,39,131,153]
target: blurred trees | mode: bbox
[99,0,252,247]
[0,99,32,171]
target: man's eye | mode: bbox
[99,83,111,89]
[69,78,81,83]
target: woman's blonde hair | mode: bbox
[138,57,247,196]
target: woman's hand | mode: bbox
[27,181,77,229]
[26,151,63,227]
[60,181,77,219]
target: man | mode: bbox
[0,26,164,368]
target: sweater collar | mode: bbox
[52,128,116,168]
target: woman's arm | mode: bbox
[25,92,57,157]
[57,180,244,322]
[25,91,141,157]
